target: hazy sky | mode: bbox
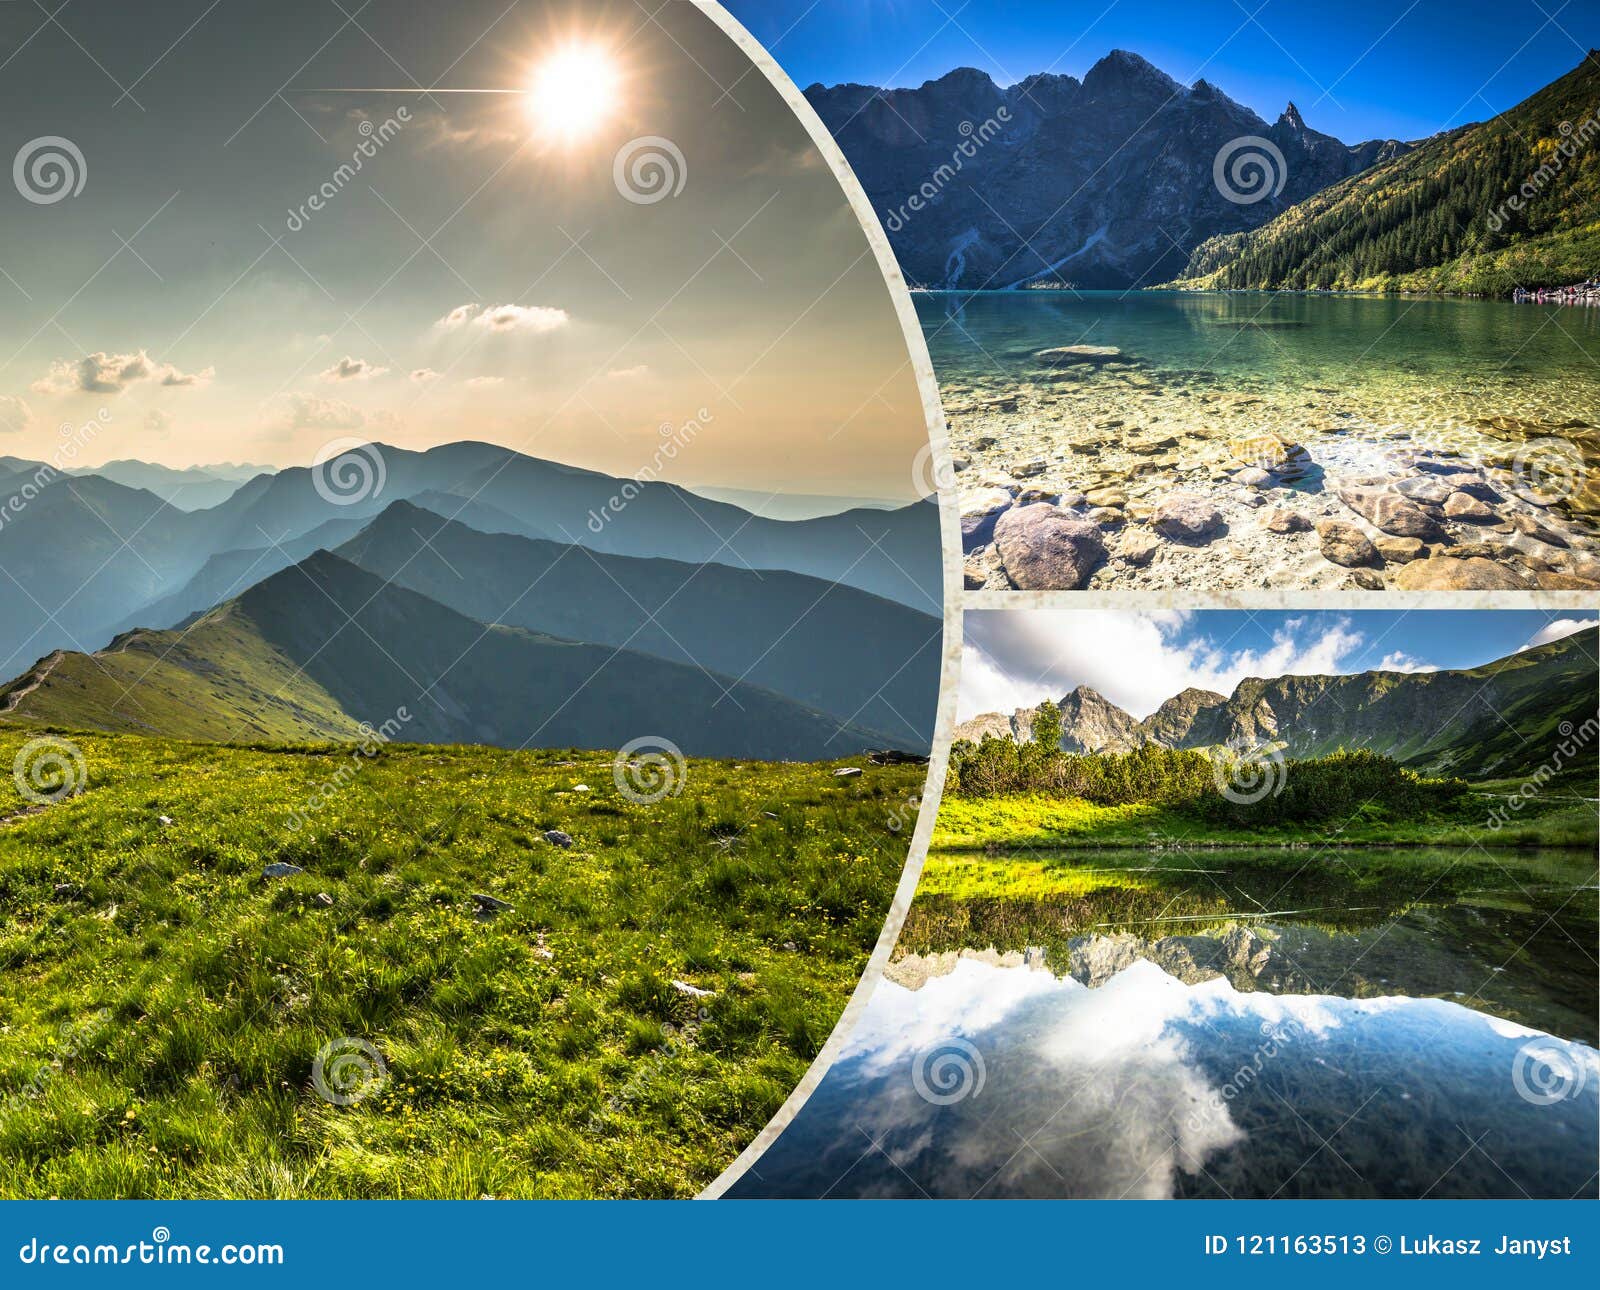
[960,610,1599,721]
[723,0,1598,143]
[0,0,929,506]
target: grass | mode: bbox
[930,780,1598,853]
[0,726,920,1198]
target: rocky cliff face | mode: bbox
[954,629,1596,778]
[805,51,1408,290]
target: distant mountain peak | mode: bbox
[1281,100,1306,130]
[1083,48,1184,98]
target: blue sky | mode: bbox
[722,0,1600,141]
[960,609,1598,719]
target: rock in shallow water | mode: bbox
[960,486,1013,549]
[994,503,1108,589]
[1390,556,1532,590]
[1315,519,1380,568]
[1262,507,1311,534]
[1339,486,1445,540]
[1151,493,1224,542]
[1443,491,1497,522]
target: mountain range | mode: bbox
[954,629,1598,780]
[0,442,941,684]
[0,447,943,759]
[0,544,906,759]
[805,50,1409,290]
[1176,53,1600,294]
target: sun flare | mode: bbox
[526,42,621,142]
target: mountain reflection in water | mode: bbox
[730,850,1598,1199]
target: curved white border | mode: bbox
[689,0,965,1200]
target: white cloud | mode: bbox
[31,350,212,396]
[1521,618,1597,651]
[1376,650,1436,674]
[959,611,1370,721]
[318,355,388,382]
[464,376,505,388]
[435,302,569,334]
[143,409,175,436]
[0,396,31,434]
[608,364,650,380]
[409,367,442,383]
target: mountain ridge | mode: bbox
[954,629,1598,779]
[806,49,1409,289]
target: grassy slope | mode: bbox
[1173,54,1600,295]
[0,728,919,1198]
[931,776,1597,853]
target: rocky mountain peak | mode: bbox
[1082,48,1184,100]
[1281,100,1306,130]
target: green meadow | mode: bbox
[0,728,919,1198]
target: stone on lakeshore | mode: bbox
[1151,493,1224,542]
[1234,466,1273,488]
[1395,476,1453,505]
[1535,572,1600,589]
[1119,529,1161,567]
[1443,491,1497,522]
[994,504,1108,590]
[1509,512,1570,548]
[1339,486,1445,540]
[1348,568,1385,590]
[1391,557,1532,590]
[1037,345,1122,365]
[1375,535,1425,563]
[1315,519,1380,568]
[1262,508,1312,534]
[1084,487,1127,508]
[1012,458,1047,477]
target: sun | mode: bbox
[526,42,621,143]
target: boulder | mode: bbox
[1374,535,1425,563]
[543,830,574,848]
[832,767,863,778]
[1394,476,1452,504]
[262,862,304,878]
[1339,486,1445,540]
[1535,572,1600,590]
[1011,458,1046,478]
[1391,557,1532,590]
[1443,491,1497,522]
[1084,487,1127,508]
[1508,512,1570,548]
[1119,529,1161,567]
[1037,345,1121,365]
[1261,507,1311,534]
[1315,519,1380,568]
[994,504,1108,589]
[1150,493,1224,543]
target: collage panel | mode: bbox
[0,0,952,1199]
[725,608,1599,1199]
[728,3,1600,594]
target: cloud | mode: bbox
[143,409,174,436]
[318,355,388,382]
[259,392,367,435]
[960,611,1371,721]
[435,302,569,334]
[464,376,505,388]
[1521,617,1597,651]
[408,368,441,383]
[0,396,31,434]
[32,350,213,396]
[607,365,650,380]
[1377,650,1436,674]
